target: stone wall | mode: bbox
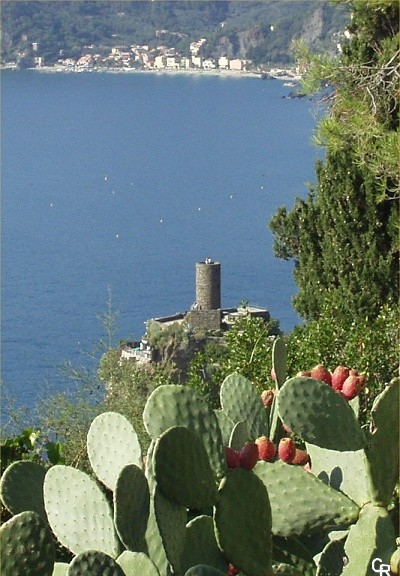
[186,309,222,332]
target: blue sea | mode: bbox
[1,70,323,409]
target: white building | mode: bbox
[192,56,202,68]
[166,56,180,69]
[218,56,229,69]
[229,59,244,71]
[154,55,166,69]
[202,59,216,70]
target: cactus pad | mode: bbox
[316,539,346,576]
[342,503,397,575]
[277,377,365,451]
[113,464,150,551]
[214,409,234,447]
[117,551,160,576]
[67,550,125,576]
[44,465,120,557]
[364,378,399,506]
[87,411,142,491]
[153,426,217,510]
[0,460,47,520]
[228,421,248,451]
[272,337,287,387]
[143,500,170,576]
[0,510,55,576]
[52,564,69,576]
[143,385,226,478]
[184,566,226,576]
[220,373,269,439]
[153,486,187,574]
[213,467,272,576]
[181,515,228,574]
[305,444,370,507]
[254,460,360,537]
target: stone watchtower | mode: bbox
[187,259,222,331]
[195,259,221,310]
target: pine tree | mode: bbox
[269,0,399,322]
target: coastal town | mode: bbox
[2,33,302,80]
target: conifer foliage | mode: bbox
[269,0,399,322]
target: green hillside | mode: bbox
[1,1,350,67]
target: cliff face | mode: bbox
[210,4,345,63]
[212,27,265,59]
[300,5,329,49]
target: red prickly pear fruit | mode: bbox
[296,370,311,377]
[291,448,309,466]
[261,389,275,407]
[271,367,277,382]
[278,438,296,463]
[310,364,332,385]
[349,368,358,376]
[239,442,259,471]
[341,375,362,400]
[228,564,239,576]
[357,374,366,388]
[224,446,241,469]
[255,436,276,462]
[331,365,350,391]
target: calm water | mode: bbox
[1,70,322,408]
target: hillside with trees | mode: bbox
[269,0,399,323]
[1,0,349,67]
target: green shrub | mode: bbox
[186,314,281,404]
[287,302,399,414]
[99,349,173,452]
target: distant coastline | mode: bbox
[0,63,301,82]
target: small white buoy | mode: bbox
[50,203,53,207]
[115,234,119,238]
[160,219,163,223]
[104,175,108,181]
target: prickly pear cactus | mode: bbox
[153,426,217,510]
[277,376,366,451]
[272,336,287,387]
[254,460,359,537]
[52,563,69,576]
[43,465,120,558]
[113,463,150,551]
[214,468,273,576]
[342,503,396,575]
[0,510,55,576]
[117,550,160,576]
[184,566,226,576]
[153,485,187,574]
[143,385,226,478]
[67,550,125,576]
[304,444,370,507]
[220,373,269,439]
[364,378,399,507]
[0,460,47,520]
[87,411,142,491]
[228,420,248,451]
[181,515,228,574]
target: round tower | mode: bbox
[196,259,221,310]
